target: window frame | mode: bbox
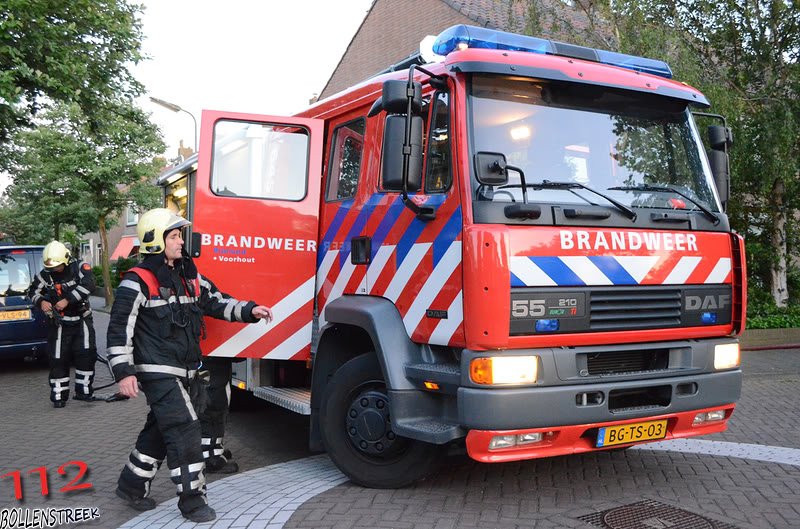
[325,117,366,203]
[125,204,139,226]
[209,119,312,202]
[423,91,453,194]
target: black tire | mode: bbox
[319,353,442,488]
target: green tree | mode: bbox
[612,0,799,308]
[4,101,164,305]
[514,0,800,307]
[0,0,145,153]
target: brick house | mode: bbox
[319,0,602,99]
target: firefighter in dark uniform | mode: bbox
[199,357,239,473]
[29,241,97,407]
[107,208,272,523]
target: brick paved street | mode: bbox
[1,300,799,529]
[0,303,312,529]
[278,346,800,529]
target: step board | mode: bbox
[252,386,311,415]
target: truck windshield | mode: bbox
[468,74,720,220]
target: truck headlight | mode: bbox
[470,356,538,385]
[714,343,740,370]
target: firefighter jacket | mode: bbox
[29,260,95,325]
[106,254,258,382]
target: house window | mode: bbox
[80,242,91,264]
[126,205,139,226]
[326,119,365,201]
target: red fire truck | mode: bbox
[158,24,745,488]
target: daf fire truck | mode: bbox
[157,24,745,488]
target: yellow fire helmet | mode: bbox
[137,208,191,255]
[43,241,71,269]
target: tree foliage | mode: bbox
[3,100,164,304]
[614,0,800,308]
[516,0,800,307]
[0,0,146,151]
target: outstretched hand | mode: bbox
[118,375,139,398]
[252,305,273,323]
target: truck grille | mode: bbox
[509,284,731,335]
[590,288,681,331]
[584,348,670,376]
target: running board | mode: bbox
[252,386,311,415]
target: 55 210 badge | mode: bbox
[1,461,92,501]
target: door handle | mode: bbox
[350,236,371,265]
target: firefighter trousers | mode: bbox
[48,318,96,403]
[117,376,208,514]
[199,357,233,462]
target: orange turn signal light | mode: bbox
[470,356,538,385]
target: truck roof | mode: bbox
[301,36,708,119]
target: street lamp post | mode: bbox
[149,96,198,153]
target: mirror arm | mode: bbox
[506,164,529,204]
[415,65,448,90]
[400,64,436,221]
[692,111,727,129]
[693,111,732,211]
[400,65,416,209]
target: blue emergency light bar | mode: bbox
[432,24,673,79]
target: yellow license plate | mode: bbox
[0,309,31,321]
[597,419,667,447]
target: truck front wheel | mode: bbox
[319,353,442,488]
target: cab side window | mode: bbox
[327,119,365,201]
[425,92,451,193]
[211,120,309,201]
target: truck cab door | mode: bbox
[194,110,324,360]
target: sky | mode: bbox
[135,0,374,158]
[0,1,372,196]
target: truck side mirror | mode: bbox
[708,149,729,209]
[382,114,423,192]
[708,125,733,150]
[474,152,509,186]
[707,124,732,212]
[369,80,423,117]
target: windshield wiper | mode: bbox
[608,184,719,224]
[503,180,637,220]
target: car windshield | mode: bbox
[468,74,720,215]
[0,252,36,297]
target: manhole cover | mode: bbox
[578,499,740,529]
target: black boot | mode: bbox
[53,401,66,408]
[182,505,216,522]
[74,394,98,402]
[115,488,156,511]
[206,456,238,474]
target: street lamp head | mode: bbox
[149,96,182,113]
[149,96,198,153]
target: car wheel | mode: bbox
[319,353,442,488]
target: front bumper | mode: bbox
[465,403,735,463]
[0,339,47,360]
[458,369,741,430]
